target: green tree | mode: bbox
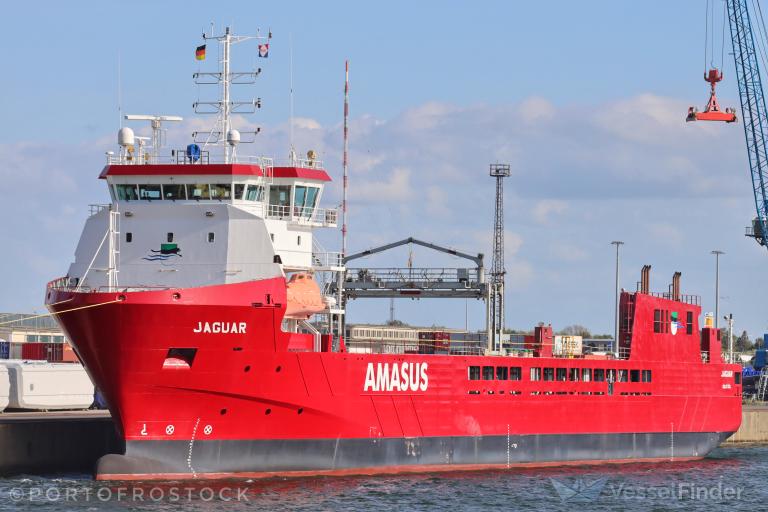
[560,325,592,337]
[735,330,753,352]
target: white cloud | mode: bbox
[532,199,568,224]
[352,167,412,202]
[519,96,556,123]
[549,241,589,262]
[646,222,684,248]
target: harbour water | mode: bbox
[1,444,766,511]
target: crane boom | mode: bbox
[726,0,768,247]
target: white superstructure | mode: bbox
[62,26,341,294]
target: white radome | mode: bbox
[118,127,135,147]
[227,129,241,146]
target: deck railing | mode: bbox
[343,339,633,359]
[264,204,337,227]
[105,151,304,172]
[633,287,701,305]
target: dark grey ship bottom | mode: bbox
[96,431,733,479]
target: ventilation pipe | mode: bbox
[640,265,651,294]
[671,271,681,301]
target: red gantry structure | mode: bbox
[45,26,742,480]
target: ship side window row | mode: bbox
[468,366,652,383]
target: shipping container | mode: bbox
[0,341,9,359]
[553,335,583,357]
[21,342,64,362]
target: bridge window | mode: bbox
[139,184,162,200]
[510,367,522,381]
[530,367,541,381]
[630,369,640,382]
[294,185,320,218]
[234,184,245,199]
[163,184,186,200]
[115,184,138,201]
[594,369,605,382]
[568,368,579,382]
[544,368,555,381]
[582,368,592,382]
[686,311,693,335]
[468,366,480,380]
[270,185,291,207]
[496,367,508,380]
[211,184,232,200]
[188,184,210,200]
[482,366,494,380]
[245,184,264,201]
[618,369,628,382]
[642,370,652,383]
[555,368,566,381]
[607,369,616,382]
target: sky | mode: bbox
[1,1,766,338]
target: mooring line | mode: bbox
[0,299,121,327]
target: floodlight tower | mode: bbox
[488,163,511,352]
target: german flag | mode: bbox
[195,44,206,61]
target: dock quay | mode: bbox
[726,404,768,443]
[0,410,120,476]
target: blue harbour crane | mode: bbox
[689,0,768,247]
[727,0,768,246]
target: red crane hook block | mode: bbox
[687,68,738,122]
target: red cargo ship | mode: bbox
[45,27,742,480]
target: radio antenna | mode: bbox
[289,33,296,163]
[118,52,122,129]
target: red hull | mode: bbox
[45,279,742,479]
